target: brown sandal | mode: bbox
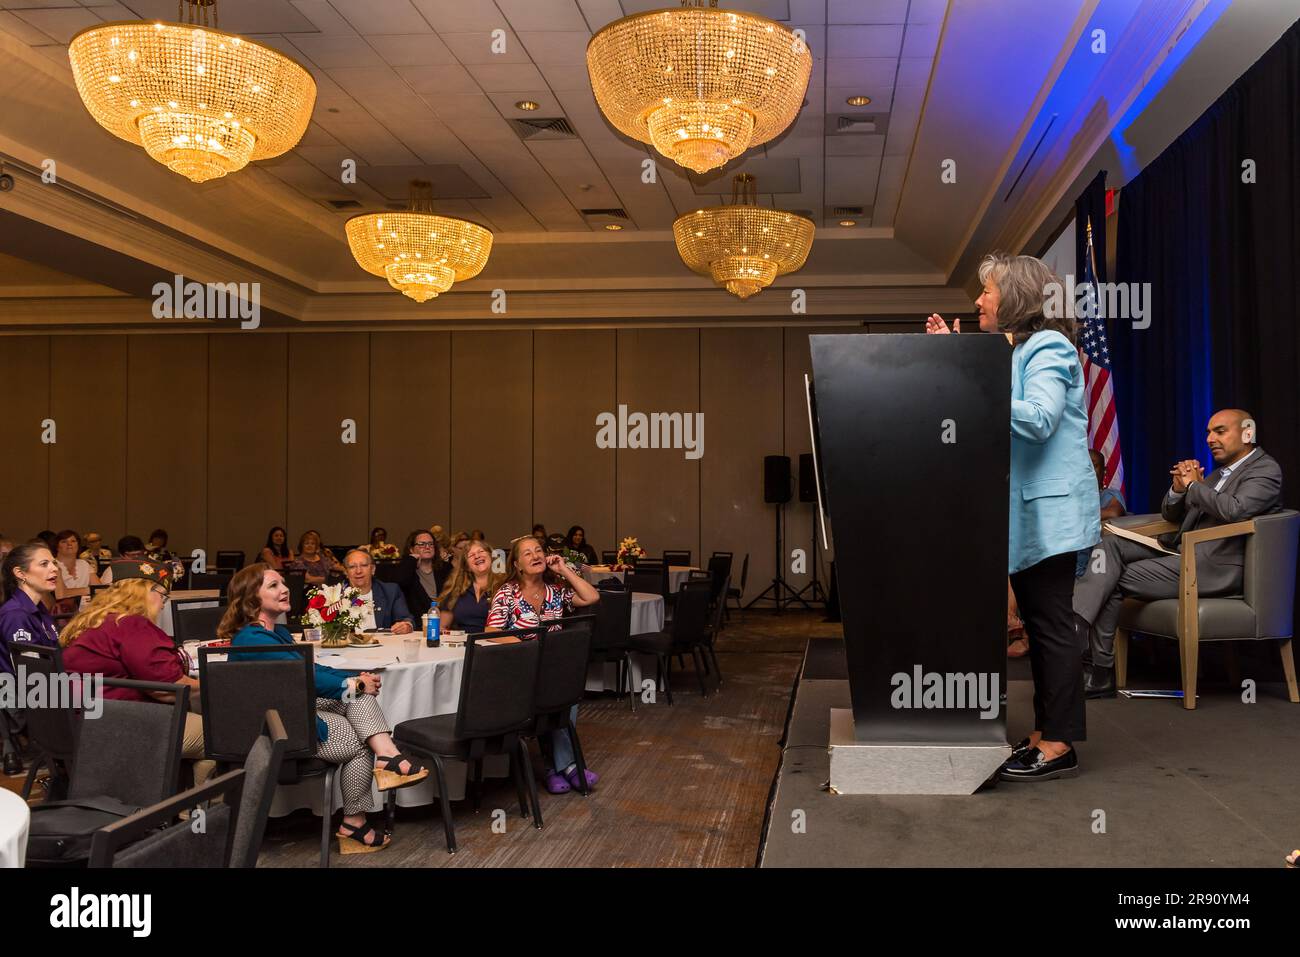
[337,819,390,855]
[373,753,429,791]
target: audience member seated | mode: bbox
[486,535,600,794]
[1090,449,1127,520]
[99,536,148,585]
[79,532,112,566]
[343,550,415,634]
[59,560,214,789]
[396,529,448,621]
[296,530,342,585]
[259,525,294,571]
[0,543,62,776]
[449,531,471,559]
[52,529,98,613]
[35,530,58,553]
[0,537,13,562]
[428,524,452,563]
[565,526,598,565]
[438,540,505,634]
[1073,409,1283,699]
[146,528,175,561]
[366,526,400,561]
[531,523,548,543]
[223,564,428,852]
[470,529,486,542]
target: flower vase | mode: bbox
[320,622,352,648]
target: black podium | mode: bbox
[808,333,1011,793]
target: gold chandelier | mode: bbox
[673,174,814,298]
[587,0,811,174]
[68,0,316,183]
[345,181,493,303]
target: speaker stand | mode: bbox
[795,510,828,605]
[746,504,811,612]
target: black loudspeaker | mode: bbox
[763,455,792,504]
[798,453,816,502]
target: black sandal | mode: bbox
[337,819,390,855]
[373,753,429,791]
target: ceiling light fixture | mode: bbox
[345,180,493,303]
[604,223,624,230]
[839,219,856,227]
[514,100,540,111]
[68,0,316,183]
[673,173,814,299]
[845,95,872,107]
[587,0,811,175]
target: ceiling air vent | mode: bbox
[830,205,863,217]
[327,198,363,209]
[510,116,578,141]
[580,208,629,220]
[827,113,889,136]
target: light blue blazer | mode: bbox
[1008,330,1100,574]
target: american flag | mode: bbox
[1076,217,1125,494]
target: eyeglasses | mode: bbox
[151,585,170,602]
[414,540,436,548]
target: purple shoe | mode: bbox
[544,771,572,794]
[565,767,599,791]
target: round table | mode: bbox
[0,788,30,868]
[583,565,699,593]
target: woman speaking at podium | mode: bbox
[926,253,1098,782]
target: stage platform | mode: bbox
[761,639,1300,867]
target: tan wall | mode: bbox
[6,327,875,601]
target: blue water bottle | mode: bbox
[425,598,440,648]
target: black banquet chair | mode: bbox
[12,644,76,800]
[526,616,595,796]
[393,629,543,854]
[588,588,636,710]
[629,580,715,703]
[172,601,227,646]
[189,571,232,596]
[663,550,692,567]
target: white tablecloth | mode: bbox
[0,788,30,868]
[583,565,698,593]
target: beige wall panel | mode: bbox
[449,331,533,546]
[532,330,616,557]
[126,335,207,555]
[287,333,370,551]
[700,327,782,602]
[207,333,287,558]
[50,336,126,545]
[615,328,700,559]
[369,331,452,546]
[0,336,50,538]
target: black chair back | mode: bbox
[12,645,78,769]
[229,711,289,868]
[189,572,232,595]
[706,554,732,603]
[737,553,749,591]
[283,569,307,617]
[710,551,734,561]
[88,768,245,868]
[374,560,403,584]
[663,550,692,567]
[600,550,618,565]
[172,602,226,645]
[454,630,542,740]
[671,580,713,643]
[70,678,190,808]
[590,589,633,654]
[215,550,245,573]
[535,617,594,715]
[199,644,318,763]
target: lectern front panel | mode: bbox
[810,333,1010,744]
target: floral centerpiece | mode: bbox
[305,582,368,647]
[559,548,588,573]
[613,536,647,571]
[368,542,401,561]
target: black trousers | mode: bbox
[1009,551,1087,743]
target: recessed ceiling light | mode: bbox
[838,219,856,227]
[604,223,623,230]
[515,100,540,111]
[846,95,872,107]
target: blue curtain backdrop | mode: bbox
[1111,18,1299,517]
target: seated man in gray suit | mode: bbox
[1073,409,1282,698]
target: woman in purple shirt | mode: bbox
[0,543,62,776]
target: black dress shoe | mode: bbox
[999,746,1078,781]
[1009,737,1033,758]
[1085,664,1116,699]
[2,752,21,776]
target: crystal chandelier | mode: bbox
[68,0,316,183]
[673,174,814,298]
[587,0,811,174]
[345,182,493,303]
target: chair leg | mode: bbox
[1114,628,1129,689]
[1280,639,1299,703]
[1181,626,1200,712]
[320,766,336,869]
[471,758,484,811]
[709,646,722,685]
[517,738,543,829]
[430,755,456,854]
[20,754,45,801]
[512,742,531,818]
[691,647,708,696]
[384,789,397,836]
[661,654,674,706]
[624,654,636,712]
[569,723,590,797]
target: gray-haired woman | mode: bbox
[927,252,1098,782]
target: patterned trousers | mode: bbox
[316,695,390,816]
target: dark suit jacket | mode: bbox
[393,556,448,621]
[1158,447,1282,592]
[369,579,415,629]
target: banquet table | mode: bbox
[0,788,30,868]
[264,594,666,816]
[582,565,699,593]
